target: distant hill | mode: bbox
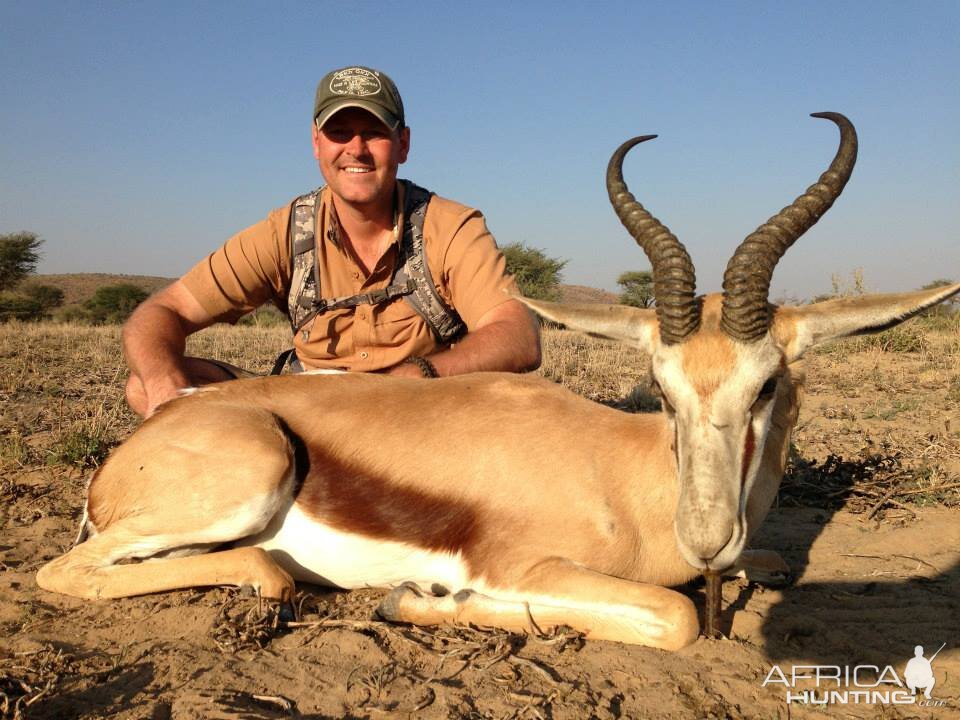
[558,284,619,304]
[33,273,173,309]
[30,274,620,310]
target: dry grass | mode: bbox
[1,314,957,521]
[2,316,957,487]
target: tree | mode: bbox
[0,232,43,292]
[501,243,567,301]
[617,270,654,308]
[84,283,149,324]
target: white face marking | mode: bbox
[652,336,784,570]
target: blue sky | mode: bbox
[2,1,957,297]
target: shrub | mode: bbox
[22,283,64,311]
[84,283,149,324]
[0,292,43,321]
[47,428,112,468]
[501,243,567,301]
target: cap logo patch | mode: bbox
[329,67,382,97]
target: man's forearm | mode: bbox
[419,300,541,377]
[122,300,194,406]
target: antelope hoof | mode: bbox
[245,549,296,602]
[278,602,297,623]
[377,581,424,622]
[729,549,791,586]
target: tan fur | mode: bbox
[679,297,736,400]
[681,335,736,401]
[36,284,960,650]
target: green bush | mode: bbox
[47,429,112,468]
[22,283,64,311]
[0,292,43,321]
[84,283,150,324]
[0,284,65,322]
[501,243,567,301]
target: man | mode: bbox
[123,66,541,417]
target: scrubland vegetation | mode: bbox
[2,311,956,515]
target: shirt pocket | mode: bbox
[373,298,433,350]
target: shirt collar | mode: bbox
[323,182,404,250]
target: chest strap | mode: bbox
[286,181,465,344]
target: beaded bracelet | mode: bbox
[402,355,439,378]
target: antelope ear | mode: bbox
[772,284,959,362]
[517,297,659,353]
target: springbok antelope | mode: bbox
[37,113,958,651]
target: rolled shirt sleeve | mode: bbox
[424,195,518,330]
[181,206,293,323]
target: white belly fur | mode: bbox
[242,503,472,591]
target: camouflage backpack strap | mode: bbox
[395,181,466,344]
[284,182,466,347]
[287,187,323,334]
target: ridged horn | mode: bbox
[720,112,858,342]
[607,136,700,344]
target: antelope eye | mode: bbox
[758,377,778,398]
[651,382,675,412]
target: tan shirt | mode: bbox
[182,183,516,371]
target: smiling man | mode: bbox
[123,66,541,417]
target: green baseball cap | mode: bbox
[314,66,405,131]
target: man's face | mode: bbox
[312,108,410,211]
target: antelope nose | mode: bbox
[691,526,734,568]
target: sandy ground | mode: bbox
[3,501,957,719]
[2,323,958,719]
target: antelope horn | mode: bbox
[607,136,700,344]
[720,112,858,342]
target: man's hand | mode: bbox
[138,372,191,418]
[122,280,218,417]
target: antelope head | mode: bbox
[525,113,959,573]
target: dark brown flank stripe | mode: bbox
[294,444,481,556]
